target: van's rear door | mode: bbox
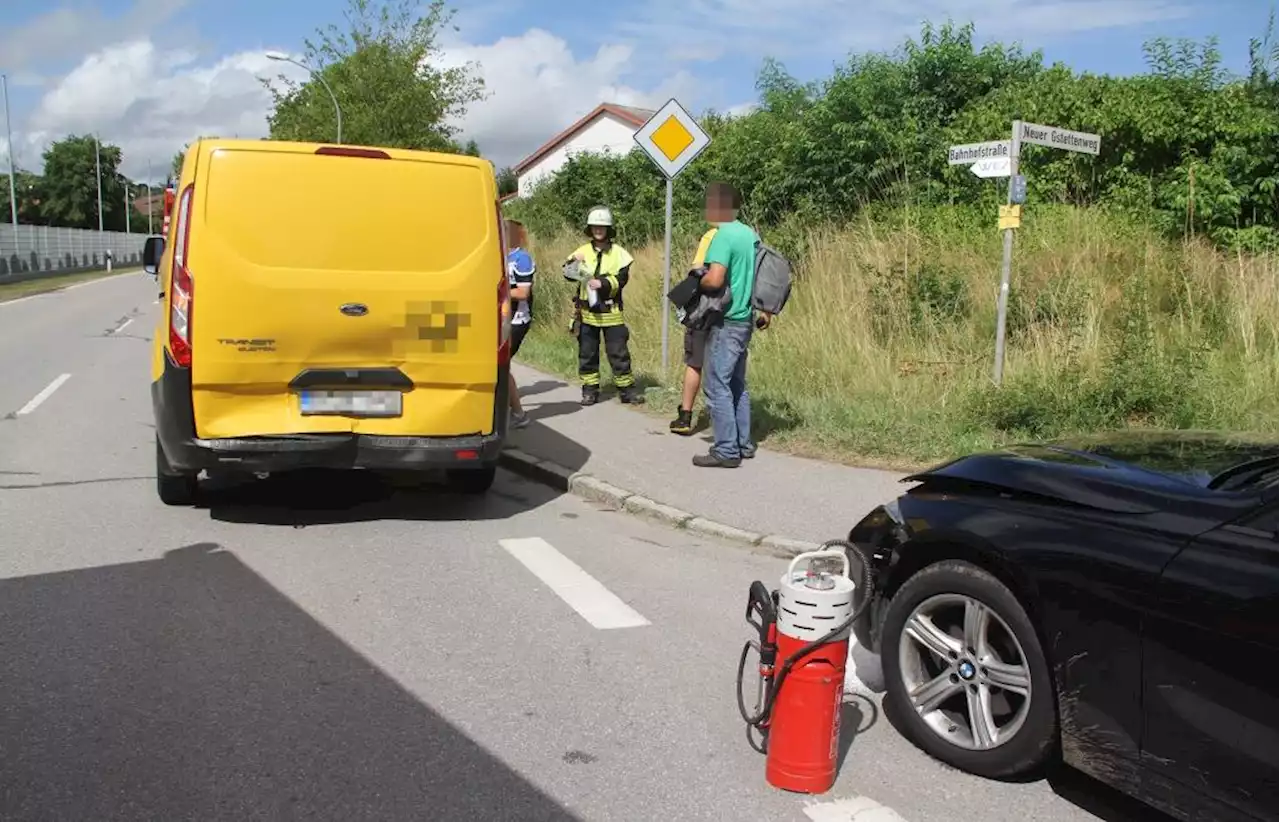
[187,142,501,440]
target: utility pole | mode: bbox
[2,73,17,231]
[94,133,104,232]
[146,159,153,234]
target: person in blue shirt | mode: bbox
[505,219,535,429]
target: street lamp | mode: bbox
[94,133,104,232]
[2,73,18,231]
[266,51,342,144]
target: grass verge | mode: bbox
[0,268,141,303]
[514,205,1278,470]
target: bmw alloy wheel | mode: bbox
[897,593,1033,751]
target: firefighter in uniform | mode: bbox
[564,206,644,406]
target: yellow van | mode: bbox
[142,138,514,505]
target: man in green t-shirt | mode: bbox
[692,182,771,468]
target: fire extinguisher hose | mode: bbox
[736,539,874,731]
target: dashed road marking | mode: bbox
[111,317,134,334]
[16,373,72,416]
[804,795,911,821]
[499,537,650,630]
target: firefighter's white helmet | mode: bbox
[585,206,614,227]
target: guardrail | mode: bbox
[0,224,152,283]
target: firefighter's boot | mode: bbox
[581,385,600,406]
[619,385,645,405]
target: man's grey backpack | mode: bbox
[751,239,793,315]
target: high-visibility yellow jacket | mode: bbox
[564,242,634,328]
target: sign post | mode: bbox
[948,121,1101,386]
[633,98,712,377]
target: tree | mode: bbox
[38,135,128,231]
[496,166,518,197]
[0,170,47,225]
[263,0,485,151]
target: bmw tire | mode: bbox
[881,559,1056,779]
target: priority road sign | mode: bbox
[1018,121,1101,155]
[634,98,712,179]
[632,98,714,380]
[947,140,1011,166]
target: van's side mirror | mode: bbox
[143,236,165,277]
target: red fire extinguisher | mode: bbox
[737,541,871,794]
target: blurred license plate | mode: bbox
[299,390,402,417]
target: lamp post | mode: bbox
[266,52,342,144]
[2,73,17,231]
[94,133,104,232]
[146,159,153,234]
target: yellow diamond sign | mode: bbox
[634,98,711,179]
[652,116,695,162]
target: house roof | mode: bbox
[513,102,656,175]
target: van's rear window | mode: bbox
[203,149,491,273]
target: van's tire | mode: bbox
[156,437,199,506]
[446,466,496,495]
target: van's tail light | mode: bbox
[169,183,195,368]
[496,202,512,366]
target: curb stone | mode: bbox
[623,495,694,528]
[497,447,817,557]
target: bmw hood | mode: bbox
[904,430,1277,514]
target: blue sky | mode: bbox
[0,0,1271,179]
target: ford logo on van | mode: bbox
[339,303,369,317]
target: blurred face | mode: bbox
[590,225,609,242]
[705,189,736,223]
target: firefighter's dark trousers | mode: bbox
[578,323,635,388]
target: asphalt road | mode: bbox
[0,274,1169,822]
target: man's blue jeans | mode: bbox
[703,319,754,460]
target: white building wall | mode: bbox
[516,115,640,197]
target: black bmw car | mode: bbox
[847,431,1277,822]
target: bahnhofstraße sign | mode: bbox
[947,140,1011,165]
[1018,121,1101,155]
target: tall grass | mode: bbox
[514,205,1278,469]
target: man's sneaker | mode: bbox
[741,444,757,459]
[581,386,600,406]
[669,409,694,435]
[510,409,531,429]
[619,385,645,405]
[692,451,741,469]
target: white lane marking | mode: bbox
[804,795,911,821]
[112,318,134,334]
[499,537,650,630]
[16,373,72,416]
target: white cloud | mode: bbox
[6,24,694,180]
[437,28,699,168]
[9,40,307,180]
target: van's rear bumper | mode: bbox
[152,353,509,474]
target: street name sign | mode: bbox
[947,140,1010,166]
[634,98,712,179]
[970,157,1012,178]
[1018,121,1101,155]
